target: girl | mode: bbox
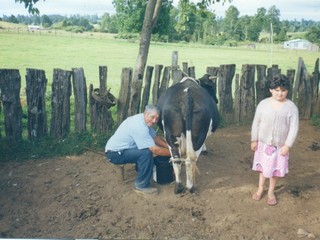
[251,74,299,206]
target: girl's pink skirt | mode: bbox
[252,141,289,178]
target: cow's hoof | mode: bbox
[188,186,198,194]
[174,183,185,194]
[201,150,208,155]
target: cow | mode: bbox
[157,74,220,194]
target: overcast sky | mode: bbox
[1,0,319,21]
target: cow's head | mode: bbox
[198,74,218,104]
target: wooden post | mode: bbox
[255,65,268,104]
[152,65,163,104]
[140,66,154,112]
[218,64,236,123]
[72,67,87,133]
[188,66,196,79]
[311,58,320,115]
[293,57,312,119]
[286,69,295,100]
[233,74,240,122]
[26,68,48,141]
[158,66,171,100]
[50,68,72,138]
[239,64,256,122]
[206,67,219,77]
[182,62,188,76]
[0,69,23,142]
[171,51,182,84]
[117,68,132,125]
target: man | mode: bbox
[105,104,171,195]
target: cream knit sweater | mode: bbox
[251,98,299,148]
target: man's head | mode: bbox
[144,104,160,127]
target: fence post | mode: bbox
[89,66,115,133]
[26,68,48,141]
[218,64,236,123]
[287,69,295,100]
[140,66,154,112]
[311,58,320,115]
[233,74,241,122]
[255,65,268,105]
[171,51,182,84]
[293,57,312,119]
[72,67,87,133]
[50,68,72,138]
[0,69,23,142]
[239,64,256,122]
[158,66,171,100]
[152,65,163,104]
[117,68,133,125]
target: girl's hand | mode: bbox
[281,145,290,156]
[251,141,258,151]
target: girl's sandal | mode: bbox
[252,192,263,201]
[267,197,277,206]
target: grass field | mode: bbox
[1,21,319,99]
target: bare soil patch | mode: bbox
[0,120,319,239]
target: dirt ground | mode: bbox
[0,120,319,239]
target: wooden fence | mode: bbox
[0,52,319,143]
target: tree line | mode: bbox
[1,0,320,45]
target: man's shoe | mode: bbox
[134,187,158,195]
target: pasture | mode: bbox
[1,22,320,239]
[1,21,319,99]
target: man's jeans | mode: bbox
[106,148,153,189]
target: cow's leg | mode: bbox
[171,159,184,194]
[185,159,196,193]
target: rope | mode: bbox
[91,88,117,108]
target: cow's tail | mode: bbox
[185,89,196,161]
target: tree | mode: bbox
[8,14,19,24]
[99,13,118,33]
[223,5,244,41]
[265,5,281,35]
[305,26,320,45]
[41,14,52,28]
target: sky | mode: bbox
[1,0,320,21]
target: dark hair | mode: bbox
[268,74,290,90]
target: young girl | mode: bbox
[251,74,299,206]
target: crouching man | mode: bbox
[105,105,171,195]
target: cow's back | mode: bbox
[157,80,219,151]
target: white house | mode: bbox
[28,25,41,31]
[283,39,319,52]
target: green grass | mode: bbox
[1,21,319,99]
[1,21,319,161]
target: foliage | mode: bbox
[310,114,320,128]
[305,26,320,45]
[0,130,112,162]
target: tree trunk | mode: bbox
[26,68,48,141]
[0,69,23,142]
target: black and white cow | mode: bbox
[157,74,220,194]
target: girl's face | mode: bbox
[270,87,288,102]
